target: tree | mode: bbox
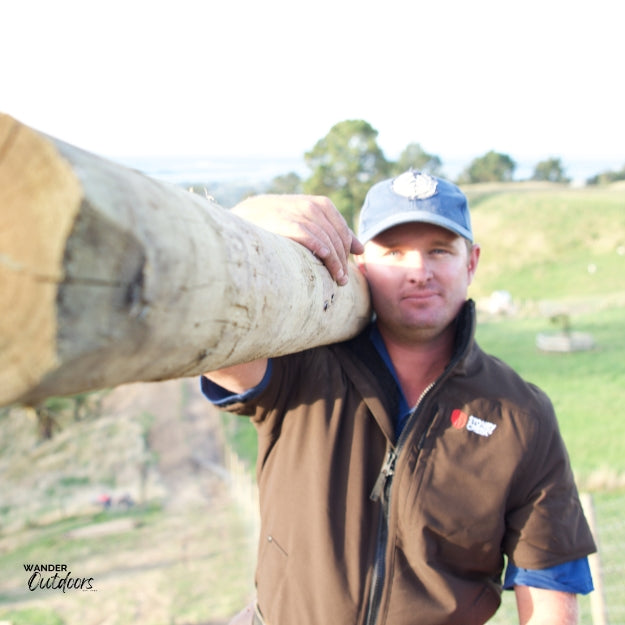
[586,163,625,185]
[303,120,391,227]
[392,143,442,176]
[267,171,303,194]
[531,157,570,183]
[461,150,516,183]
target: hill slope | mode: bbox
[466,182,625,302]
[0,379,256,625]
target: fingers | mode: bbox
[290,196,360,286]
[232,194,363,286]
[350,237,365,256]
[301,221,349,285]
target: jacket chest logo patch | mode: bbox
[451,409,497,437]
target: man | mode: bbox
[203,171,595,625]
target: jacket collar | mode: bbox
[448,299,477,377]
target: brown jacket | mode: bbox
[219,301,595,625]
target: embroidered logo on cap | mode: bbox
[450,410,497,437]
[392,171,438,200]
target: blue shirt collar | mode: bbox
[368,323,412,436]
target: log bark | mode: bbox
[0,114,371,407]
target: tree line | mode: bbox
[268,119,625,227]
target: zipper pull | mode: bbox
[370,448,397,502]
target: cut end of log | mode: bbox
[0,114,83,405]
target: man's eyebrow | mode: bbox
[430,236,457,246]
[375,234,458,247]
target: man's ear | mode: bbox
[467,243,481,284]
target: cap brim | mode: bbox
[360,211,473,244]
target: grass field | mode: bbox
[0,502,256,625]
[466,183,625,300]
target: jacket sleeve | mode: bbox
[503,387,596,569]
[203,350,316,422]
[201,361,274,407]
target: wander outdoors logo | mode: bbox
[23,563,96,593]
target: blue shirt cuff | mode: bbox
[200,360,273,406]
[503,557,594,594]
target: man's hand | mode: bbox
[232,194,364,286]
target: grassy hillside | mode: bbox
[0,380,255,625]
[466,182,624,301]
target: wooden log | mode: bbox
[0,114,371,407]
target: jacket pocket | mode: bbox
[266,534,288,557]
[256,532,290,618]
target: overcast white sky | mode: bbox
[3,0,624,174]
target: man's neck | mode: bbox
[377,323,455,407]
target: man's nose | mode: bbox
[403,251,430,281]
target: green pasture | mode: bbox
[467,183,624,300]
[0,501,255,625]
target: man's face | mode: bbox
[357,222,480,344]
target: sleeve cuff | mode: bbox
[503,557,594,594]
[200,360,273,406]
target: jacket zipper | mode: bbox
[364,446,396,625]
[363,375,447,625]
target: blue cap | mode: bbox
[358,170,473,243]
